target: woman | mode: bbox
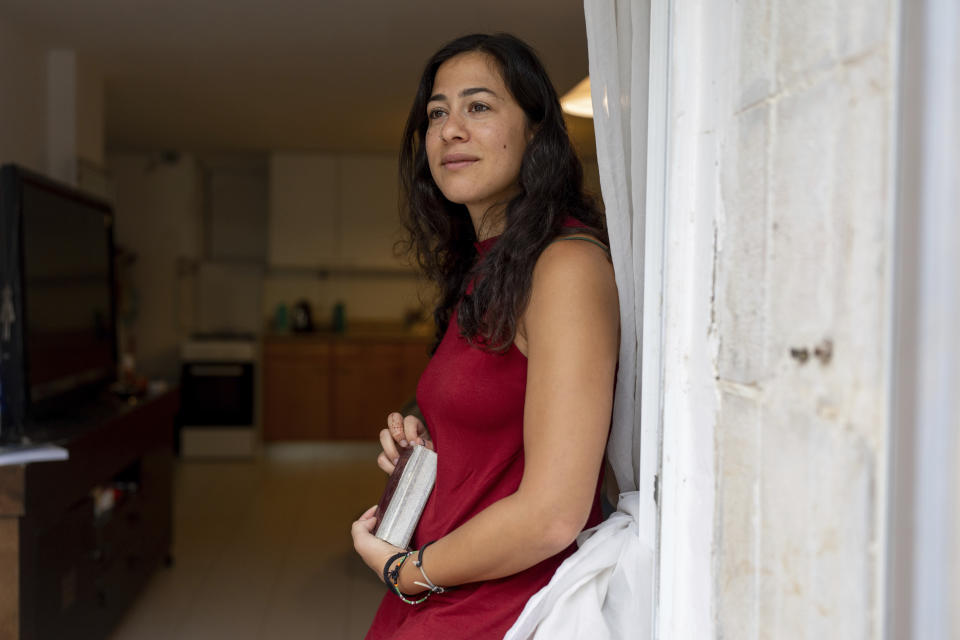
[351,33,619,640]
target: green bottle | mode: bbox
[332,301,346,334]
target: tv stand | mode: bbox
[0,389,178,640]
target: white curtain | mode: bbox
[504,2,655,638]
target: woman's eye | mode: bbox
[427,108,446,120]
[469,103,490,113]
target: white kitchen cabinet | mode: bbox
[339,153,404,269]
[268,153,339,267]
[268,152,411,271]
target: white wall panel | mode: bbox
[0,17,47,171]
[268,153,339,267]
[339,153,403,269]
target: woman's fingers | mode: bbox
[380,413,429,474]
[403,415,427,446]
[387,412,408,446]
[377,451,396,474]
[351,506,378,550]
[379,427,400,461]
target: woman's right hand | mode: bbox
[377,412,433,474]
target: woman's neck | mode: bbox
[468,204,507,241]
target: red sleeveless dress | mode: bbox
[365,233,604,640]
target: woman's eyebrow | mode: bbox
[428,87,500,102]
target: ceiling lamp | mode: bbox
[560,76,593,118]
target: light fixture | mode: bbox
[560,76,592,118]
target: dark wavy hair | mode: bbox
[400,33,606,352]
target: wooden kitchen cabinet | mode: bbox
[331,342,405,439]
[263,341,333,441]
[262,336,432,441]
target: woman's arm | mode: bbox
[353,239,619,592]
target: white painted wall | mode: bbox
[208,162,267,262]
[0,16,48,171]
[0,17,104,176]
[699,1,896,638]
[108,153,203,380]
[639,1,901,637]
[76,59,105,167]
[46,49,77,184]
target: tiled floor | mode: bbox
[109,443,387,640]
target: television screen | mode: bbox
[21,180,115,403]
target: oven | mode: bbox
[179,337,258,458]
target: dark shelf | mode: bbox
[0,389,179,640]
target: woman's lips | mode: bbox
[441,154,479,170]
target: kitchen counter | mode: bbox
[264,321,434,344]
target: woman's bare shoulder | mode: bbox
[514,235,618,354]
[534,235,616,288]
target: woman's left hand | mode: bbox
[351,505,406,582]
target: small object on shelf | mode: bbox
[91,485,116,518]
[292,299,314,333]
[374,444,437,549]
[111,352,149,399]
[148,379,169,395]
[332,301,347,334]
[0,442,68,466]
[274,303,289,333]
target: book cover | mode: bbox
[374,444,437,549]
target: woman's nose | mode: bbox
[440,112,468,142]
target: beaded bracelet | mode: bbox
[383,551,431,605]
[383,551,408,588]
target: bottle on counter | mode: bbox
[274,303,289,333]
[332,301,346,334]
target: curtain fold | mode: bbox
[504,1,652,638]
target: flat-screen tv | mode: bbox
[0,164,117,443]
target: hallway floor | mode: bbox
[109,442,387,640]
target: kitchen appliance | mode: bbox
[292,299,313,333]
[179,334,257,458]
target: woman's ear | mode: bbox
[525,124,538,143]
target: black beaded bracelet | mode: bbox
[382,551,408,588]
[383,551,431,605]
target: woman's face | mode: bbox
[425,52,531,227]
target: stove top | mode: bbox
[189,331,257,342]
[181,337,257,362]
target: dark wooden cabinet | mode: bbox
[263,341,333,440]
[263,336,432,441]
[0,390,178,640]
[330,342,405,439]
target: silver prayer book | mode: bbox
[374,444,437,549]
